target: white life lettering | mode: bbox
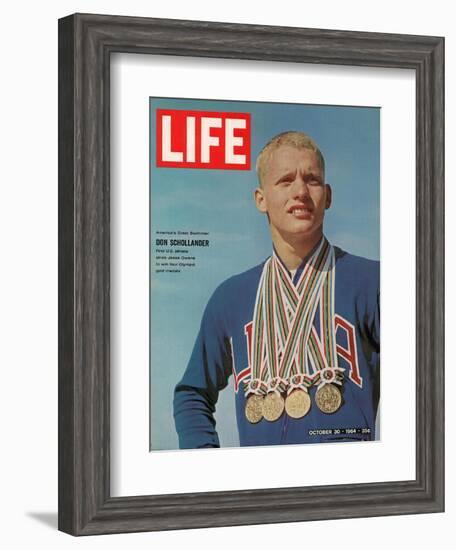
[201,117,222,163]
[225,118,246,164]
[161,115,183,162]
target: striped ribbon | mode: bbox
[246,237,343,397]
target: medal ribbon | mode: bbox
[246,237,342,398]
[306,263,344,386]
[273,239,331,382]
[246,260,270,397]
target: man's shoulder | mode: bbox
[334,246,380,287]
[208,261,266,308]
[217,262,266,294]
[335,246,379,268]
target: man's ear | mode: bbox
[325,184,332,209]
[254,187,268,213]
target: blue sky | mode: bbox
[149,97,380,450]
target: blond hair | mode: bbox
[256,131,325,186]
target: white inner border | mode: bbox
[111,53,416,497]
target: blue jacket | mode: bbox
[174,246,380,448]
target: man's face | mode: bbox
[255,145,331,243]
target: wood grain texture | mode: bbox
[58,13,444,536]
[58,15,76,535]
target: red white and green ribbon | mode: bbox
[245,260,270,397]
[246,237,343,398]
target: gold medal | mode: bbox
[315,384,342,414]
[285,388,311,419]
[262,392,285,422]
[245,394,264,424]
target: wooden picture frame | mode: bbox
[58,13,444,535]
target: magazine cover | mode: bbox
[149,97,380,451]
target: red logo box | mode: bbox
[156,109,251,170]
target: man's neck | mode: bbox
[271,230,324,271]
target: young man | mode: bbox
[173,131,380,448]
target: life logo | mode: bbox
[156,109,251,170]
